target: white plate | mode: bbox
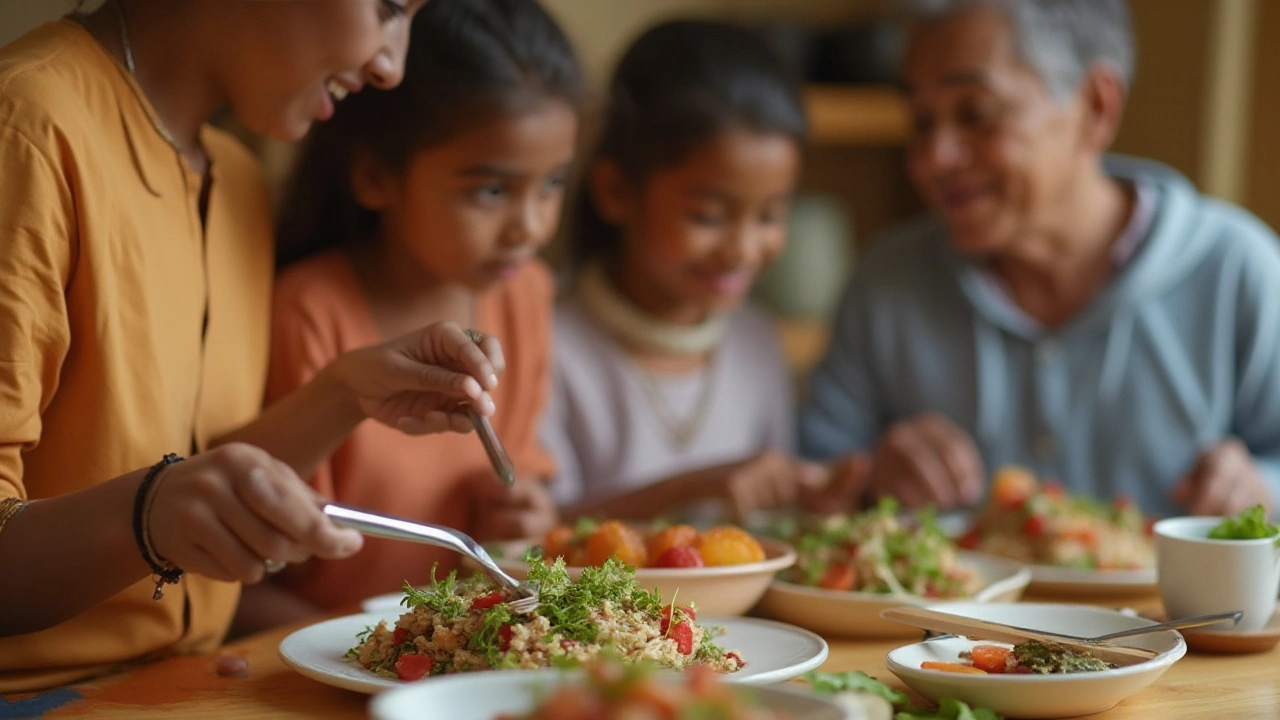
[279,611,829,694]
[886,602,1186,719]
[369,668,853,720]
[361,537,796,617]
[1027,565,1156,596]
[757,551,1032,638]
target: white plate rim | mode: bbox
[279,611,828,694]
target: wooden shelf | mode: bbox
[805,84,910,147]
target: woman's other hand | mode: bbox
[327,321,504,435]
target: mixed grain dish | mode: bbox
[782,498,982,598]
[960,467,1154,571]
[349,558,744,680]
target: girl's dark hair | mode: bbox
[571,20,808,269]
[276,0,583,267]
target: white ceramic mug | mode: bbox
[1154,516,1280,632]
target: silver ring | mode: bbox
[464,329,485,345]
[264,559,287,575]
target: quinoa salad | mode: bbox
[348,558,745,681]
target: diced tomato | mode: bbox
[654,546,705,568]
[669,621,694,655]
[394,653,434,681]
[921,661,987,674]
[1021,514,1046,538]
[992,467,1036,510]
[498,624,514,651]
[471,591,505,611]
[819,563,858,591]
[1143,517,1156,536]
[660,604,697,634]
[969,645,1013,674]
[957,527,983,550]
[392,626,409,645]
[725,651,745,670]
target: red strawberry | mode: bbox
[654,546,705,568]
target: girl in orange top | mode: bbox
[235,0,582,629]
[0,0,512,692]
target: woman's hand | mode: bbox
[147,443,364,584]
[327,322,505,435]
[1172,438,1273,516]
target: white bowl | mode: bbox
[483,536,796,616]
[369,668,854,720]
[756,551,1031,638]
[885,602,1187,719]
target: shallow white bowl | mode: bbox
[757,551,1031,638]
[885,602,1187,719]
[362,536,796,616]
[369,668,855,720]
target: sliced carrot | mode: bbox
[921,661,987,674]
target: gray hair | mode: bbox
[904,0,1135,101]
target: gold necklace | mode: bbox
[632,358,718,451]
[109,0,196,163]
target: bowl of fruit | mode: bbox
[488,519,796,616]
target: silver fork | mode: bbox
[322,503,540,614]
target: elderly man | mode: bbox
[800,0,1280,518]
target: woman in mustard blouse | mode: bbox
[0,0,503,691]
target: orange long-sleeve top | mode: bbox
[266,250,555,609]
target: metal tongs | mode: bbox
[323,503,539,613]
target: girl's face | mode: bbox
[605,129,800,323]
[355,99,579,291]
[219,0,429,141]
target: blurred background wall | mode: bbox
[3,0,1277,370]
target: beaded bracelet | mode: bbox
[0,497,28,536]
[132,453,186,600]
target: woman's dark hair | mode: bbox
[276,0,583,267]
[571,19,808,269]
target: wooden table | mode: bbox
[11,593,1279,720]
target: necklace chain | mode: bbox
[632,360,717,451]
[109,0,190,159]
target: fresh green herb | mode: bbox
[469,603,515,668]
[1012,640,1112,674]
[345,625,377,661]
[896,698,1002,720]
[573,517,599,541]
[804,671,1002,720]
[401,566,468,620]
[803,670,910,707]
[1208,504,1280,542]
[527,557,662,645]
